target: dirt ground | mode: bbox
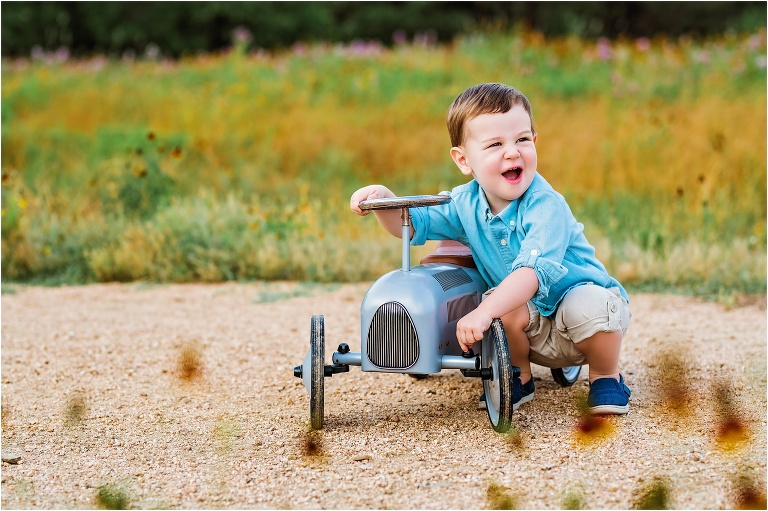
[1,282,766,509]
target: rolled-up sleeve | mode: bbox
[511,192,570,299]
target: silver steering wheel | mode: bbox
[359,195,450,211]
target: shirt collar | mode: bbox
[478,185,521,228]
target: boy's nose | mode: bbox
[503,144,520,158]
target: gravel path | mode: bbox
[1,283,766,509]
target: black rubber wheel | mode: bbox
[481,319,514,433]
[310,315,325,430]
[551,366,582,387]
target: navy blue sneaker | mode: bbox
[480,378,535,410]
[513,377,535,410]
[588,374,631,414]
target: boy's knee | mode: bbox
[556,284,630,344]
[502,303,531,332]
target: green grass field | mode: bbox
[2,30,766,297]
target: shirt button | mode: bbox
[610,303,618,313]
[500,239,508,246]
[510,221,515,227]
[530,249,538,256]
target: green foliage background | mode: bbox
[2,1,766,57]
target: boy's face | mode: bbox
[450,105,537,215]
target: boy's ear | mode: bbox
[450,147,473,176]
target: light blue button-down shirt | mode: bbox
[410,173,628,317]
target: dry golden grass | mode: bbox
[2,31,765,288]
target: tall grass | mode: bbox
[2,29,766,295]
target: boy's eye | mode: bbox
[487,142,501,148]
[517,137,531,143]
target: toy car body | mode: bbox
[294,196,581,433]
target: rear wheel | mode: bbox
[481,319,514,433]
[551,366,582,387]
[310,315,325,430]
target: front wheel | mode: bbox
[481,319,515,433]
[309,315,325,430]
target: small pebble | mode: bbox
[2,452,21,464]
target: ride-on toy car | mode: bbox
[294,195,582,433]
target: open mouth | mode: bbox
[503,167,523,182]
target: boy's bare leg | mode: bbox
[501,305,532,384]
[574,331,622,383]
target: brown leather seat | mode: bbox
[419,240,476,269]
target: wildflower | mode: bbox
[232,26,253,46]
[393,29,407,46]
[30,45,44,61]
[414,30,437,48]
[636,38,651,52]
[597,38,613,61]
[292,42,307,56]
[693,51,710,65]
[747,33,764,51]
[144,43,160,61]
[54,47,69,64]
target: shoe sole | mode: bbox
[589,403,630,415]
[479,393,535,411]
[512,393,534,411]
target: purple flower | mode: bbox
[392,30,407,46]
[232,26,253,45]
[54,47,69,63]
[31,45,44,61]
[694,51,710,65]
[635,38,651,52]
[748,33,764,51]
[597,38,612,61]
[413,30,437,48]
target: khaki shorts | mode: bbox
[484,284,631,369]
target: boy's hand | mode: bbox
[350,185,394,216]
[456,308,493,352]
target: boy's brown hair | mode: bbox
[446,83,536,147]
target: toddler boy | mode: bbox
[350,83,631,414]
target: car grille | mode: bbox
[366,301,419,369]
